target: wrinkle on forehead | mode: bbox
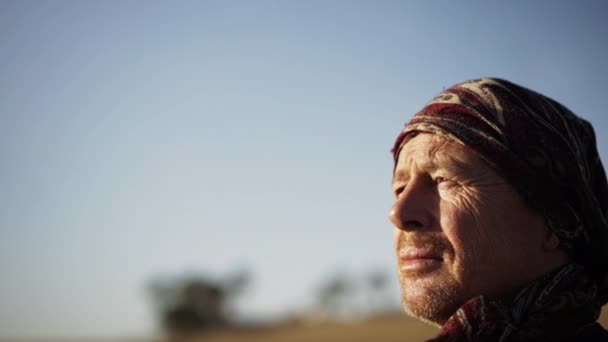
[393,134,484,182]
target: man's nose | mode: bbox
[389,177,435,231]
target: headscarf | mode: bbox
[392,78,608,340]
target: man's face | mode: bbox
[389,134,549,324]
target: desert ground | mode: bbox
[177,306,608,342]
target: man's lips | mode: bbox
[398,248,443,273]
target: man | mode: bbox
[389,78,608,341]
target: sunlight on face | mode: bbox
[389,134,551,324]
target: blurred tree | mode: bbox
[318,272,352,320]
[148,269,251,337]
[365,268,390,314]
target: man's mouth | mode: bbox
[398,248,443,273]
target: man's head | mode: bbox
[389,78,608,324]
[390,133,567,324]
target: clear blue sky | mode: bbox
[1,1,607,339]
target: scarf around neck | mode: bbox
[428,263,601,341]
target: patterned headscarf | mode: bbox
[392,78,608,340]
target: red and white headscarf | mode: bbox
[392,78,608,341]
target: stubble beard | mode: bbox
[398,268,461,325]
[396,235,463,325]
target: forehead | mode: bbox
[394,134,486,178]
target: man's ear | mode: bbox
[542,228,561,251]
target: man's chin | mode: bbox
[400,282,461,325]
[402,300,450,326]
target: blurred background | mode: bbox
[1,1,607,341]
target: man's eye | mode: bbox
[434,177,447,184]
[435,177,461,190]
[394,185,406,197]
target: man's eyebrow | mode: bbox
[393,150,480,183]
[435,149,483,176]
[440,153,468,170]
[392,156,440,184]
[392,169,409,183]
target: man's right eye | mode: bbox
[434,176,446,184]
[394,185,406,198]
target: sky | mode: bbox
[1,0,607,339]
